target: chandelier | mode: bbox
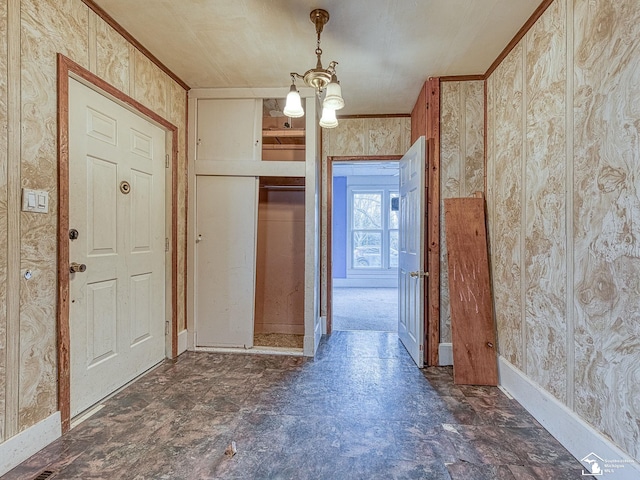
[283,8,344,129]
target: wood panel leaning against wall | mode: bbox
[0,0,189,473]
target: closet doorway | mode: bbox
[254,177,306,349]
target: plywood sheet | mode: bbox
[444,197,497,385]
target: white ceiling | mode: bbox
[93,0,540,115]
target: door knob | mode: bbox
[70,262,87,273]
[409,271,429,278]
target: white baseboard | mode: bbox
[177,329,188,355]
[498,357,640,479]
[304,317,323,357]
[0,412,61,476]
[438,342,453,366]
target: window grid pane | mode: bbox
[353,193,382,229]
[352,231,382,268]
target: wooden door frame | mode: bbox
[325,155,402,333]
[56,54,180,432]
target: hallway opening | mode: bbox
[331,161,399,333]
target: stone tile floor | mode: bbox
[3,331,586,479]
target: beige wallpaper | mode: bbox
[439,81,485,344]
[487,0,640,463]
[95,16,130,95]
[320,117,411,318]
[0,0,7,443]
[524,0,568,403]
[0,0,188,441]
[488,42,525,370]
[572,0,640,461]
[19,0,90,431]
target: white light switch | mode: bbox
[22,188,49,213]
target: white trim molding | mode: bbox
[0,412,61,476]
[177,329,188,355]
[498,357,640,479]
[438,342,453,366]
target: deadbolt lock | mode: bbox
[69,228,79,240]
[120,181,131,194]
[70,262,87,273]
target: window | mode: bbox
[350,190,398,270]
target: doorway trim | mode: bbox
[56,54,180,432]
[325,155,402,333]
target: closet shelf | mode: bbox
[262,128,305,138]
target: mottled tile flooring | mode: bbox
[3,332,586,479]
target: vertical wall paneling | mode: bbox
[87,10,97,73]
[572,0,640,461]
[128,43,136,101]
[488,0,640,463]
[96,16,130,95]
[0,0,8,444]
[439,83,460,345]
[19,0,90,431]
[491,43,524,369]
[564,0,574,412]
[519,40,528,376]
[5,0,21,440]
[524,0,567,401]
[439,81,485,346]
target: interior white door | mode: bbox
[398,136,426,367]
[69,78,166,417]
[195,175,257,347]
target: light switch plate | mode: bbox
[22,188,49,213]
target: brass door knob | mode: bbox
[70,262,87,273]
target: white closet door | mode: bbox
[196,99,260,162]
[195,175,258,347]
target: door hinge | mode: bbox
[165,237,169,252]
[165,321,169,335]
[165,154,169,168]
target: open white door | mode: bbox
[398,136,426,367]
[195,175,257,348]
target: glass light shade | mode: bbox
[323,76,344,110]
[283,85,304,118]
[319,107,339,129]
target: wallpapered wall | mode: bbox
[0,0,188,443]
[439,81,485,344]
[486,0,640,462]
[320,117,411,319]
[0,0,7,445]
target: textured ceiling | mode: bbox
[92,0,540,115]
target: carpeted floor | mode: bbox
[332,287,398,332]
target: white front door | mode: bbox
[195,175,257,348]
[69,78,166,417]
[398,136,426,367]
